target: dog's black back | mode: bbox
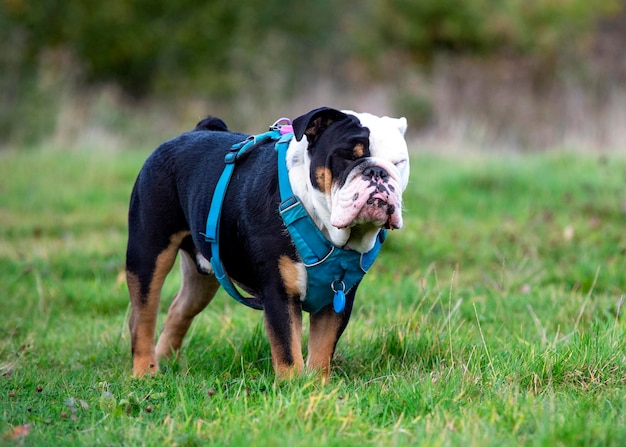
[127,126,297,299]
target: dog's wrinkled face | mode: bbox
[289,107,409,252]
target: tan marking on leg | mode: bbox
[278,256,306,299]
[156,250,219,359]
[128,271,159,376]
[307,311,343,381]
[353,143,365,158]
[314,166,332,194]
[128,231,189,377]
[265,300,304,379]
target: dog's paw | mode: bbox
[132,357,159,378]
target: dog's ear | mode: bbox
[293,107,348,146]
[396,117,408,136]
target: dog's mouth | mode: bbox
[335,195,401,230]
[330,164,403,231]
[356,192,400,229]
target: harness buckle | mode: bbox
[331,280,346,294]
[270,117,293,134]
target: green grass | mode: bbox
[1,147,625,446]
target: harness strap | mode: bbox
[203,131,281,310]
[275,135,334,264]
[276,133,296,200]
[278,196,332,264]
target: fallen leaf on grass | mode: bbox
[5,424,31,440]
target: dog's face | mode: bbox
[289,107,409,252]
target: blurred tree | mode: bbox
[0,0,352,98]
[0,0,624,145]
[366,0,622,63]
[1,0,622,98]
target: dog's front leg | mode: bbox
[263,292,304,379]
[307,287,356,380]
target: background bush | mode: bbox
[1,0,624,148]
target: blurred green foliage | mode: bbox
[1,0,358,97]
[2,0,620,94]
[0,0,623,143]
[369,0,621,59]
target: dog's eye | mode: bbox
[393,160,407,169]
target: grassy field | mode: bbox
[1,146,625,446]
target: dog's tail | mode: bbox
[193,116,229,132]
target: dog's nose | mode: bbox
[363,166,388,181]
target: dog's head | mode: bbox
[287,107,409,252]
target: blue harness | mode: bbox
[204,119,385,314]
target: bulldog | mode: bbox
[126,107,409,379]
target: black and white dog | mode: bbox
[126,107,409,379]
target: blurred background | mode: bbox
[1,0,625,152]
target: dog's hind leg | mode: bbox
[127,231,188,377]
[156,249,219,360]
